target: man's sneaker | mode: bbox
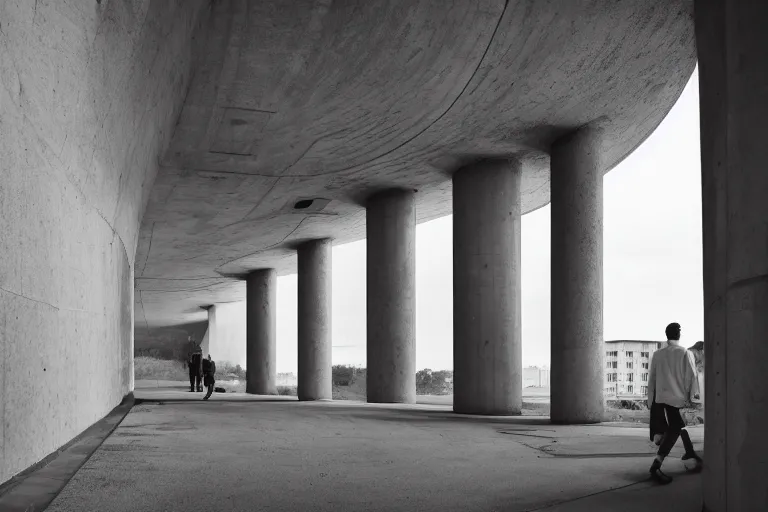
[650,460,673,485]
[682,453,704,472]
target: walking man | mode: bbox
[202,354,216,400]
[647,322,703,484]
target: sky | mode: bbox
[271,69,703,374]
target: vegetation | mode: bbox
[332,365,366,400]
[217,362,246,380]
[134,356,188,381]
[415,369,453,395]
[332,365,365,386]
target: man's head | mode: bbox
[665,322,681,342]
[207,354,212,361]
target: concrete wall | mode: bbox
[0,0,208,484]
[206,303,247,367]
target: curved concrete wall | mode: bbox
[0,0,207,484]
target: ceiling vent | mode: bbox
[292,198,331,213]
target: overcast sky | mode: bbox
[271,69,703,374]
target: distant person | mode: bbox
[188,348,203,392]
[202,354,216,400]
[647,322,703,484]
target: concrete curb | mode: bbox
[0,393,135,512]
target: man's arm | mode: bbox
[647,352,657,408]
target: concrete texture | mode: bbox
[298,239,333,401]
[696,2,768,510]
[0,0,208,485]
[550,127,605,425]
[246,270,277,394]
[453,159,523,415]
[0,395,133,512]
[44,399,704,512]
[132,0,697,330]
[203,302,247,366]
[366,190,416,404]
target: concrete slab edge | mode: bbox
[0,392,135,512]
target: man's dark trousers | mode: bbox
[651,401,696,457]
[189,369,201,392]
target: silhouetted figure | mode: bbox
[647,323,703,484]
[202,354,216,400]
[188,348,203,392]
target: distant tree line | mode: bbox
[133,355,453,395]
[331,365,453,395]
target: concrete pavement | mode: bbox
[37,392,702,512]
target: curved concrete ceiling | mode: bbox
[135,0,696,328]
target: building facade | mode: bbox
[604,340,663,398]
[523,366,551,388]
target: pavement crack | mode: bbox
[522,479,652,512]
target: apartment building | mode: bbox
[523,366,551,388]
[604,340,664,398]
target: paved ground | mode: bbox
[38,387,703,512]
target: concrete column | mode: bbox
[696,3,768,510]
[453,158,522,415]
[246,269,277,395]
[200,306,212,355]
[550,126,605,424]
[366,189,416,403]
[297,239,332,401]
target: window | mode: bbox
[607,361,612,369]
[641,386,648,395]
[607,373,618,383]
[641,373,649,381]
[626,351,634,358]
[627,385,634,394]
[626,362,633,369]
[612,361,618,369]
[627,373,634,382]
[641,352,650,358]
[642,362,649,369]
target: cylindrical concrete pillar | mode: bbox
[550,126,605,424]
[297,239,332,401]
[246,269,277,395]
[366,189,416,403]
[453,158,522,415]
[697,3,768,510]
